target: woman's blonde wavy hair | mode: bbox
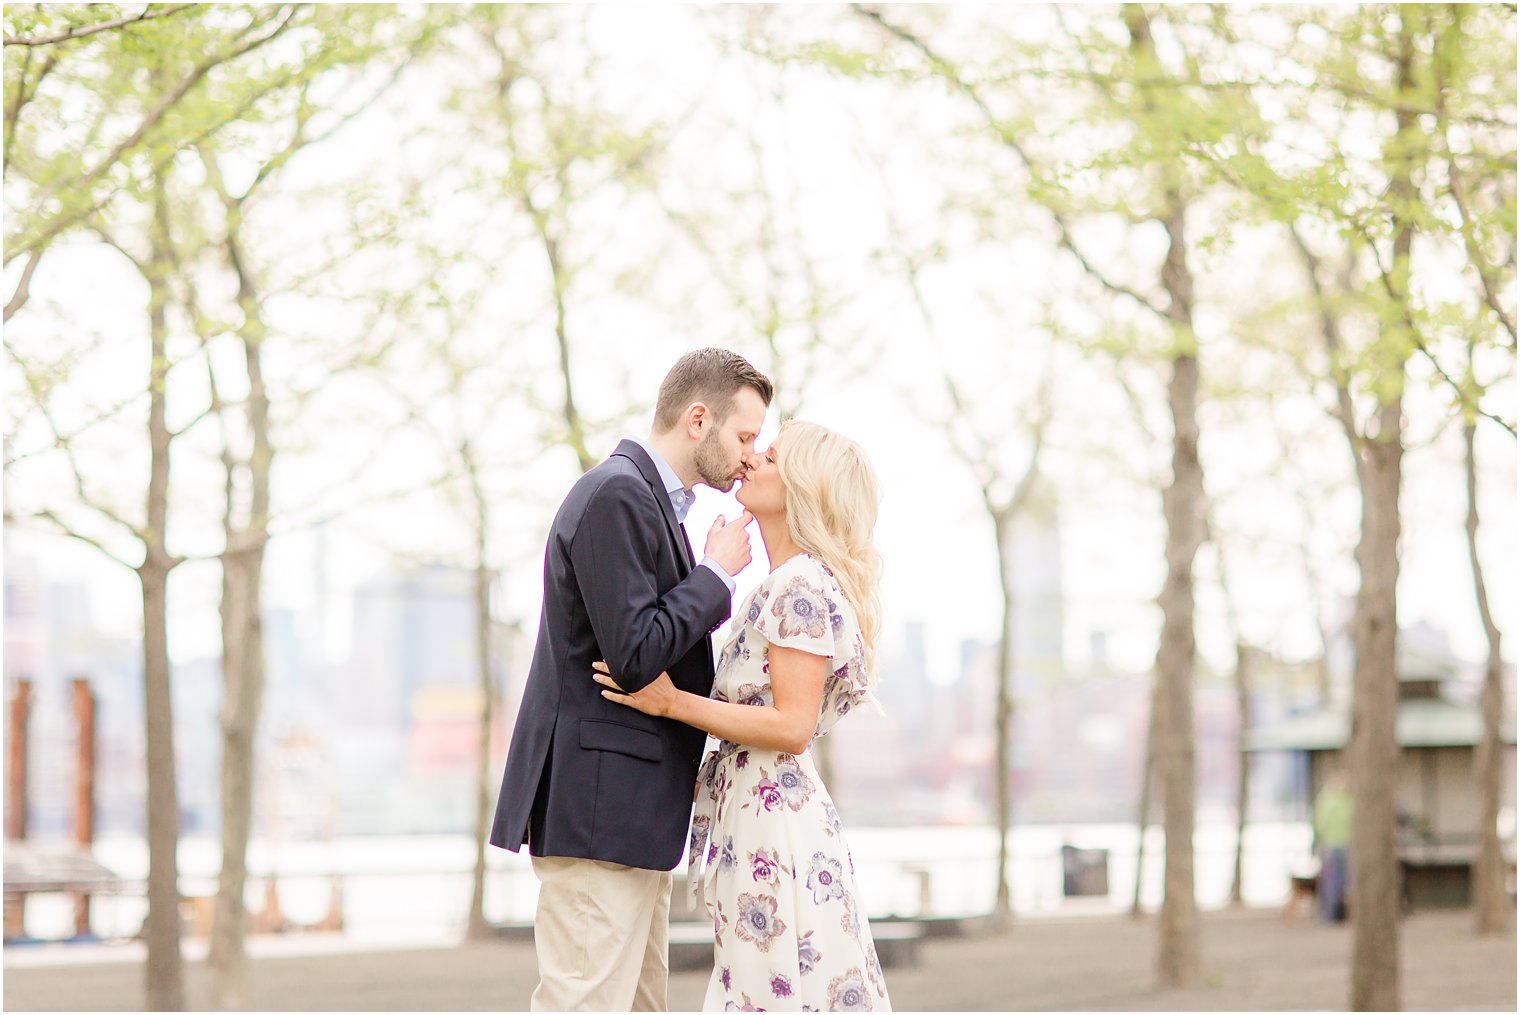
[774,419,884,675]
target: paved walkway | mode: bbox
[4,908,1513,1011]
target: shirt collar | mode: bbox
[629,437,695,523]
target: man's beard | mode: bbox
[693,428,737,491]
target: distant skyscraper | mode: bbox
[1010,473,1064,688]
[344,566,479,727]
[335,564,486,833]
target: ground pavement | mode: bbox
[3,908,1513,1011]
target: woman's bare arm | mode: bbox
[593,644,826,755]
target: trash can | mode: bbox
[1061,845,1109,897]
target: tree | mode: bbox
[364,312,528,940]
[4,9,321,1007]
[3,4,305,322]
[1186,6,1513,1004]
[1428,5,1516,939]
[459,6,673,474]
[5,168,191,1013]
[1463,353,1509,936]
[879,201,1053,921]
[174,11,436,1002]
[850,3,1214,981]
[407,4,681,932]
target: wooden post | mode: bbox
[72,678,97,938]
[7,679,31,841]
[6,679,32,940]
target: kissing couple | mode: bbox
[491,348,892,1012]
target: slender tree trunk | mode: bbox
[467,451,496,939]
[1152,203,1203,989]
[1311,643,1332,709]
[992,510,1015,922]
[1118,8,1204,986]
[1292,496,1334,708]
[1464,419,1509,935]
[209,211,273,1012]
[1348,396,1404,1012]
[1230,642,1252,906]
[1349,18,1415,1011]
[1155,338,1203,988]
[211,542,260,1011]
[1132,669,1159,918]
[532,212,593,473]
[141,177,184,1012]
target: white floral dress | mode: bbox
[687,553,891,1012]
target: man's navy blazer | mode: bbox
[489,439,733,871]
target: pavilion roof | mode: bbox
[1243,697,1517,752]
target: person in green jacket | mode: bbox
[1313,772,1354,922]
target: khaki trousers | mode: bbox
[529,855,673,1012]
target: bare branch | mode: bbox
[4,47,59,172]
[10,4,307,262]
[3,247,45,322]
[1350,217,1517,438]
[4,343,149,542]
[4,3,199,47]
[1287,223,1370,475]
[4,510,139,570]
[1444,156,1518,348]
[852,3,1172,321]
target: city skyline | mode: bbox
[9,545,1508,841]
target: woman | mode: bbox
[593,419,890,1012]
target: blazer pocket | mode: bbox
[579,719,662,762]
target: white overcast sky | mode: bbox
[5,5,1515,689]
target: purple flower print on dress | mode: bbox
[840,893,862,939]
[755,776,783,812]
[796,930,820,975]
[735,750,750,769]
[770,576,829,641]
[827,969,873,1012]
[746,595,764,625]
[725,996,766,1012]
[822,802,843,836]
[770,974,793,998]
[750,848,782,885]
[734,893,787,952]
[735,682,769,707]
[827,595,846,636]
[720,966,732,992]
[865,942,886,995]
[719,835,737,874]
[773,758,815,810]
[806,851,847,904]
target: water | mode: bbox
[13,822,1312,944]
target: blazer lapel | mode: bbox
[612,439,693,577]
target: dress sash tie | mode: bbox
[685,739,744,905]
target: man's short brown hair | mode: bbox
[653,348,774,432]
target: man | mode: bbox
[490,348,773,1011]
[1313,772,1354,923]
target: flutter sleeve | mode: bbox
[752,556,880,737]
[751,564,839,658]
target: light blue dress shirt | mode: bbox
[628,437,737,594]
